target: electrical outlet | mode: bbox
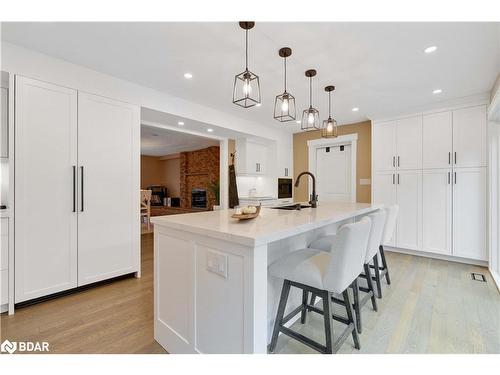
[207,250,228,278]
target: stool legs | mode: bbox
[363,263,378,311]
[322,290,334,354]
[352,279,362,334]
[269,280,291,353]
[301,289,309,324]
[373,255,383,298]
[379,245,391,285]
[342,289,360,350]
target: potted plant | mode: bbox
[208,180,220,210]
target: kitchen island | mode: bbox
[151,202,382,354]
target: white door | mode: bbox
[423,111,453,169]
[452,106,487,168]
[422,169,452,255]
[1,87,8,158]
[15,76,78,302]
[372,171,397,246]
[77,93,140,286]
[452,167,487,260]
[372,120,397,171]
[316,145,352,202]
[396,170,422,251]
[396,116,422,170]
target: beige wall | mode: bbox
[141,155,181,197]
[293,120,372,203]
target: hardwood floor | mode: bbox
[0,233,166,354]
[1,236,499,354]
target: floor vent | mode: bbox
[471,273,486,282]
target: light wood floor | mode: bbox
[1,236,499,354]
[0,233,166,354]
[275,251,500,354]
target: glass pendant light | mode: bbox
[233,22,261,108]
[322,85,338,138]
[301,69,320,131]
[274,47,296,122]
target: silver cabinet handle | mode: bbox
[448,152,451,165]
[397,156,400,167]
[284,167,288,177]
[454,152,457,165]
[392,173,395,185]
[454,172,457,184]
[80,166,84,212]
[448,172,450,184]
[397,173,400,185]
[393,156,395,167]
[72,166,76,212]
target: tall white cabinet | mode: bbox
[15,76,140,303]
[373,104,488,262]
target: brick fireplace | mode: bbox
[180,146,220,209]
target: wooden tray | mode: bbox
[231,205,261,220]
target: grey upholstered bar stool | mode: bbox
[308,210,386,333]
[268,217,371,354]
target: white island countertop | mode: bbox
[151,202,382,246]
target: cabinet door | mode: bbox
[423,111,453,169]
[15,76,78,302]
[396,116,422,170]
[452,167,487,260]
[372,171,397,246]
[372,121,397,171]
[422,169,452,255]
[452,106,487,168]
[77,93,140,286]
[396,170,422,251]
[1,87,8,158]
[246,141,266,174]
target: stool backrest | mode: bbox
[364,209,387,263]
[323,217,372,294]
[382,205,399,245]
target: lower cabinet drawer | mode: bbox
[0,269,7,305]
[0,235,7,270]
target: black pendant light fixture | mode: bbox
[233,21,261,108]
[274,47,296,122]
[301,69,320,131]
[322,85,338,138]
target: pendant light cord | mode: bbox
[329,91,331,117]
[309,76,312,108]
[245,29,248,71]
[284,56,287,92]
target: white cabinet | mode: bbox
[423,111,453,169]
[77,93,140,286]
[372,171,397,247]
[422,169,452,255]
[395,170,422,251]
[1,218,8,309]
[396,116,422,170]
[1,87,8,158]
[453,167,487,260]
[14,77,140,302]
[372,120,397,171]
[15,76,78,302]
[452,106,487,168]
[235,138,268,175]
[373,116,422,172]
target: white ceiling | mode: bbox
[2,22,499,133]
[141,124,219,156]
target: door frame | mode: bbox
[307,134,358,203]
[141,119,229,209]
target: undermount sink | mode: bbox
[271,204,312,210]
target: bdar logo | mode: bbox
[1,339,17,354]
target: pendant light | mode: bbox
[322,85,338,138]
[301,69,320,131]
[273,47,296,122]
[233,21,261,108]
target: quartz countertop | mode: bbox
[151,202,382,246]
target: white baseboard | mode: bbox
[0,303,7,314]
[385,247,488,267]
[489,269,500,293]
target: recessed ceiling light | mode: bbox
[432,89,442,94]
[207,128,214,132]
[424,46,438,54]
[184,72,193,79]
[177,121,185,126]
[352,107,359,112]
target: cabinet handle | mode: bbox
[448,172,450,184]
[454,152,457,165]
[397,156,400,167]
[454,172,457,185]
[448,152,451,165]
[284,167,288,177]
[80,166,84,212]
[72,166,76,212]
[392,173,395,185]
[397,174,400,185]
[393,156,395,167]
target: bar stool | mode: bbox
[268,217,371,354]
[309,210,386,333]
[375,204,399,290]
